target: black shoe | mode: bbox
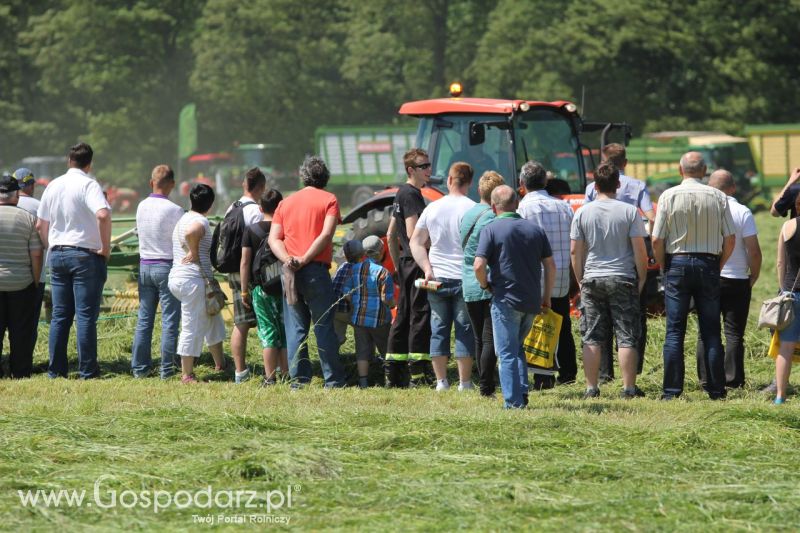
[260,377,276,388]
[598,375,614,385]
[523,393,529,407]
[620,386,646,399]
[582,388,600,399]
[708,392,727,401]
[660,394,677,401]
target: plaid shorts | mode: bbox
[578,277,641,348]
[228,273,257,327]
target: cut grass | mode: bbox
[1,210,799,531]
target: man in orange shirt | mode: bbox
[268,156,346,388]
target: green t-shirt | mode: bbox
[459,203,495,302]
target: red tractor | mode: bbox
[340,85,660,306]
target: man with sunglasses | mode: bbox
[385,149,433,387]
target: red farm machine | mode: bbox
[340,84,659,306]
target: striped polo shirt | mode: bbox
[0,205,42,291]
[652,178,735,254]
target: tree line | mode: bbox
[1,0,798,188]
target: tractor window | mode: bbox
[418,114,513,199]
[514,109,583,193]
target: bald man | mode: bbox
[474,185,556,409]
[652,152,736,400]
[696,170,761,389]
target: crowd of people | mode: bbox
[0,141,796,407]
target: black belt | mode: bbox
[52,245,95,254]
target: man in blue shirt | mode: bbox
[474,185,556,409]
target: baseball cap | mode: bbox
[0,173,21,193]
[13,167,35,186]
[342,239,364,263]
[362,235,384,261]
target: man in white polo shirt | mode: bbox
[37,143,111,379]
[696,169,761,389]
[131,165,185,379]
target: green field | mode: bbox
[1,211,799,531]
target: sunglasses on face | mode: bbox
[414,163,432,170]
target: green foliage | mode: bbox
[2,0,800,189]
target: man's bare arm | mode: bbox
[96,208,112,261]
[300,214,338,267]
[720,234,735,269]
[744,234,762,287]
[410,226,433,281]
[631,236,648,293]
[386,217,400,272]
[268,222,290,264]
[570,239,586,288]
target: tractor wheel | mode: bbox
[351,186,376,208]
[335,205,393,266]
[346,204,393,241]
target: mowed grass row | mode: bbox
[1,211,799,531]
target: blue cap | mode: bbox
[13,167,35,186]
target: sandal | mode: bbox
[181,374,199,384]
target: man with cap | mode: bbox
[37,142,112,379]
[0,174,43,377]
[342,235,395,388]
[13,167,47,345]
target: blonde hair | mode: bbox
[478,171,505,203]
[151,164,174,188]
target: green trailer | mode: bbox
[626,132,760,204]
[745,123,800,189]
[316,125,416,207]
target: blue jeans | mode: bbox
[48,248,107,379]
[663,254,725,398]
[491,300,534,408]
[428,278,473,358]
[283,262,345,387]
[131,263,181,378]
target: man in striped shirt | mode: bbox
[0,174,43,377]
[652,152,735,400]
[517,160,576,387]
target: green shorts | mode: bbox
[252,285,287,349]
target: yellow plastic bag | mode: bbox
[767,330,800,363]
[523,308,563,369]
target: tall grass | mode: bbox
[0,211,798,531]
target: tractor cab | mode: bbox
[401,96,587,202]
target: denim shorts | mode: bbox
[428,278,473,358]
[778,292,800,343]
[578,277,641,348]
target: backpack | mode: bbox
[210,200,256,273]
[250,224,282,291]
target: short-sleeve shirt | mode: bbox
[652,178,736,255]
[460,203,495,302]
[242,220,282,297]
[585,172,654,213]
[475,213,553,314]
[342,258,395,328]
[170,212,213,280]
[570,199,647,279]
[721,197,758,279]
[226,196,262,226]
[392,183,426,259]
[272,186,340,264]
[37,168,111,250]
[773,184,800,218]
[136,194,184,261]
[416,194,475,280]
[332,262,356,313]
[517,190,573,298]
[0,206,42,291]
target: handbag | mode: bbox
[523,308,563,369]
[758,270,800,331]
[201,272,227,316]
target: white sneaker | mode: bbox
[235,368,251,384]
[436,379,450,391]
[457,381,474,392]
